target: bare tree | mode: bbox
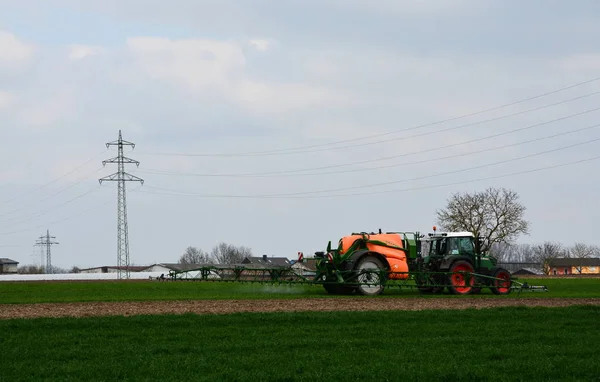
[531,241,567,274]
[488,242,513,262]
[211,242,252,264]
[513,243,536,263]
[568,242,600,274]
[17,264,44,274]
[436,187,530,253]
[179,246,214,265]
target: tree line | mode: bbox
[178,242,253,265]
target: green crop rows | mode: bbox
[1,277,599,381]
[1,306,599,381]
[0,277,599,304]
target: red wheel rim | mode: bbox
[495,270,511,293]
[450,263,474,293]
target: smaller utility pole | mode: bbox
[35,230,58,274]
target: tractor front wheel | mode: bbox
[490,268,512,295]
[447,260,475,295]
[354,255,386,296]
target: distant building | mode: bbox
[291,259,317,276]
[512,268,544,276]
[546,258,600,275]
[242,255,291,268]
[78,265,148,274]
[497,262,542,274]
[0,258,19,274]
[141,263,207,273]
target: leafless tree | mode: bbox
[436,187,530,253]
[568,242,600,274]
[17,264,44,274]
[488,242,513,262]
[179,246,214,265]
[210,242,252,264]
[531,241,567,274]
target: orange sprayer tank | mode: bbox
[339,233,409,280]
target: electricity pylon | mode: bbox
[99,130,144,279]
[35,229,58,274]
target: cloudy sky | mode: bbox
[1,0,599,270]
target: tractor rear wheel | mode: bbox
[354,255,386,296]
[490,268,512,295]
[447,260,475,295]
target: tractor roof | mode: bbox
[428,231,474,238]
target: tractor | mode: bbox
[312,227,512,296]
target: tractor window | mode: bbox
[457,238,475,256]
[447,238,459,255]
[428,239,446,257]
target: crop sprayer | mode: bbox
[167,227,548,296]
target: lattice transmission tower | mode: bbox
[35,229,58,274]
[99,130,144,279]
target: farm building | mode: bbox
[546,258,600,275]
[497,262,542,273]
[78,265,148,273]
[291,258,318,276]
[512,268,544,276]
[242,255,291,268]
[141,263,209,273]
[0,258,19,274]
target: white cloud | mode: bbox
[555,53,600,75]
[249,39,272,52]
[0,90,15,110]
[109,36,360,117]
[117,36,246,91]
[17,88,77,128]
[0,30,35,70]
[67,44,108,60]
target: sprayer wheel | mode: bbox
[354,255,386,296]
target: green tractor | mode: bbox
[415,227,512,295]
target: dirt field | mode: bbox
[2,297,599,319]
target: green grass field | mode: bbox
[0,277,599,304]
[1,306,599,381]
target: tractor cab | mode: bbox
[424,226,496,271]
[427,232,476,259]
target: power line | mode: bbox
[0,186,143,237]
[0,150,108,207]
[0,185,107,227]
[138,79,600,157]
[138,155,600,200]
[138,121,600,179]
[139,137,600,199]
[99,130,144,280]
[0,168,102,221]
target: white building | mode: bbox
[0,258,18,274]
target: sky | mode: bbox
[1,0,600,270]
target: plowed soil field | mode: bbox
[2,297,600,319]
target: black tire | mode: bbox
[323,283,355,295]
[490,268,512,295]
[354,255,387,296]
[447,260,475,295]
